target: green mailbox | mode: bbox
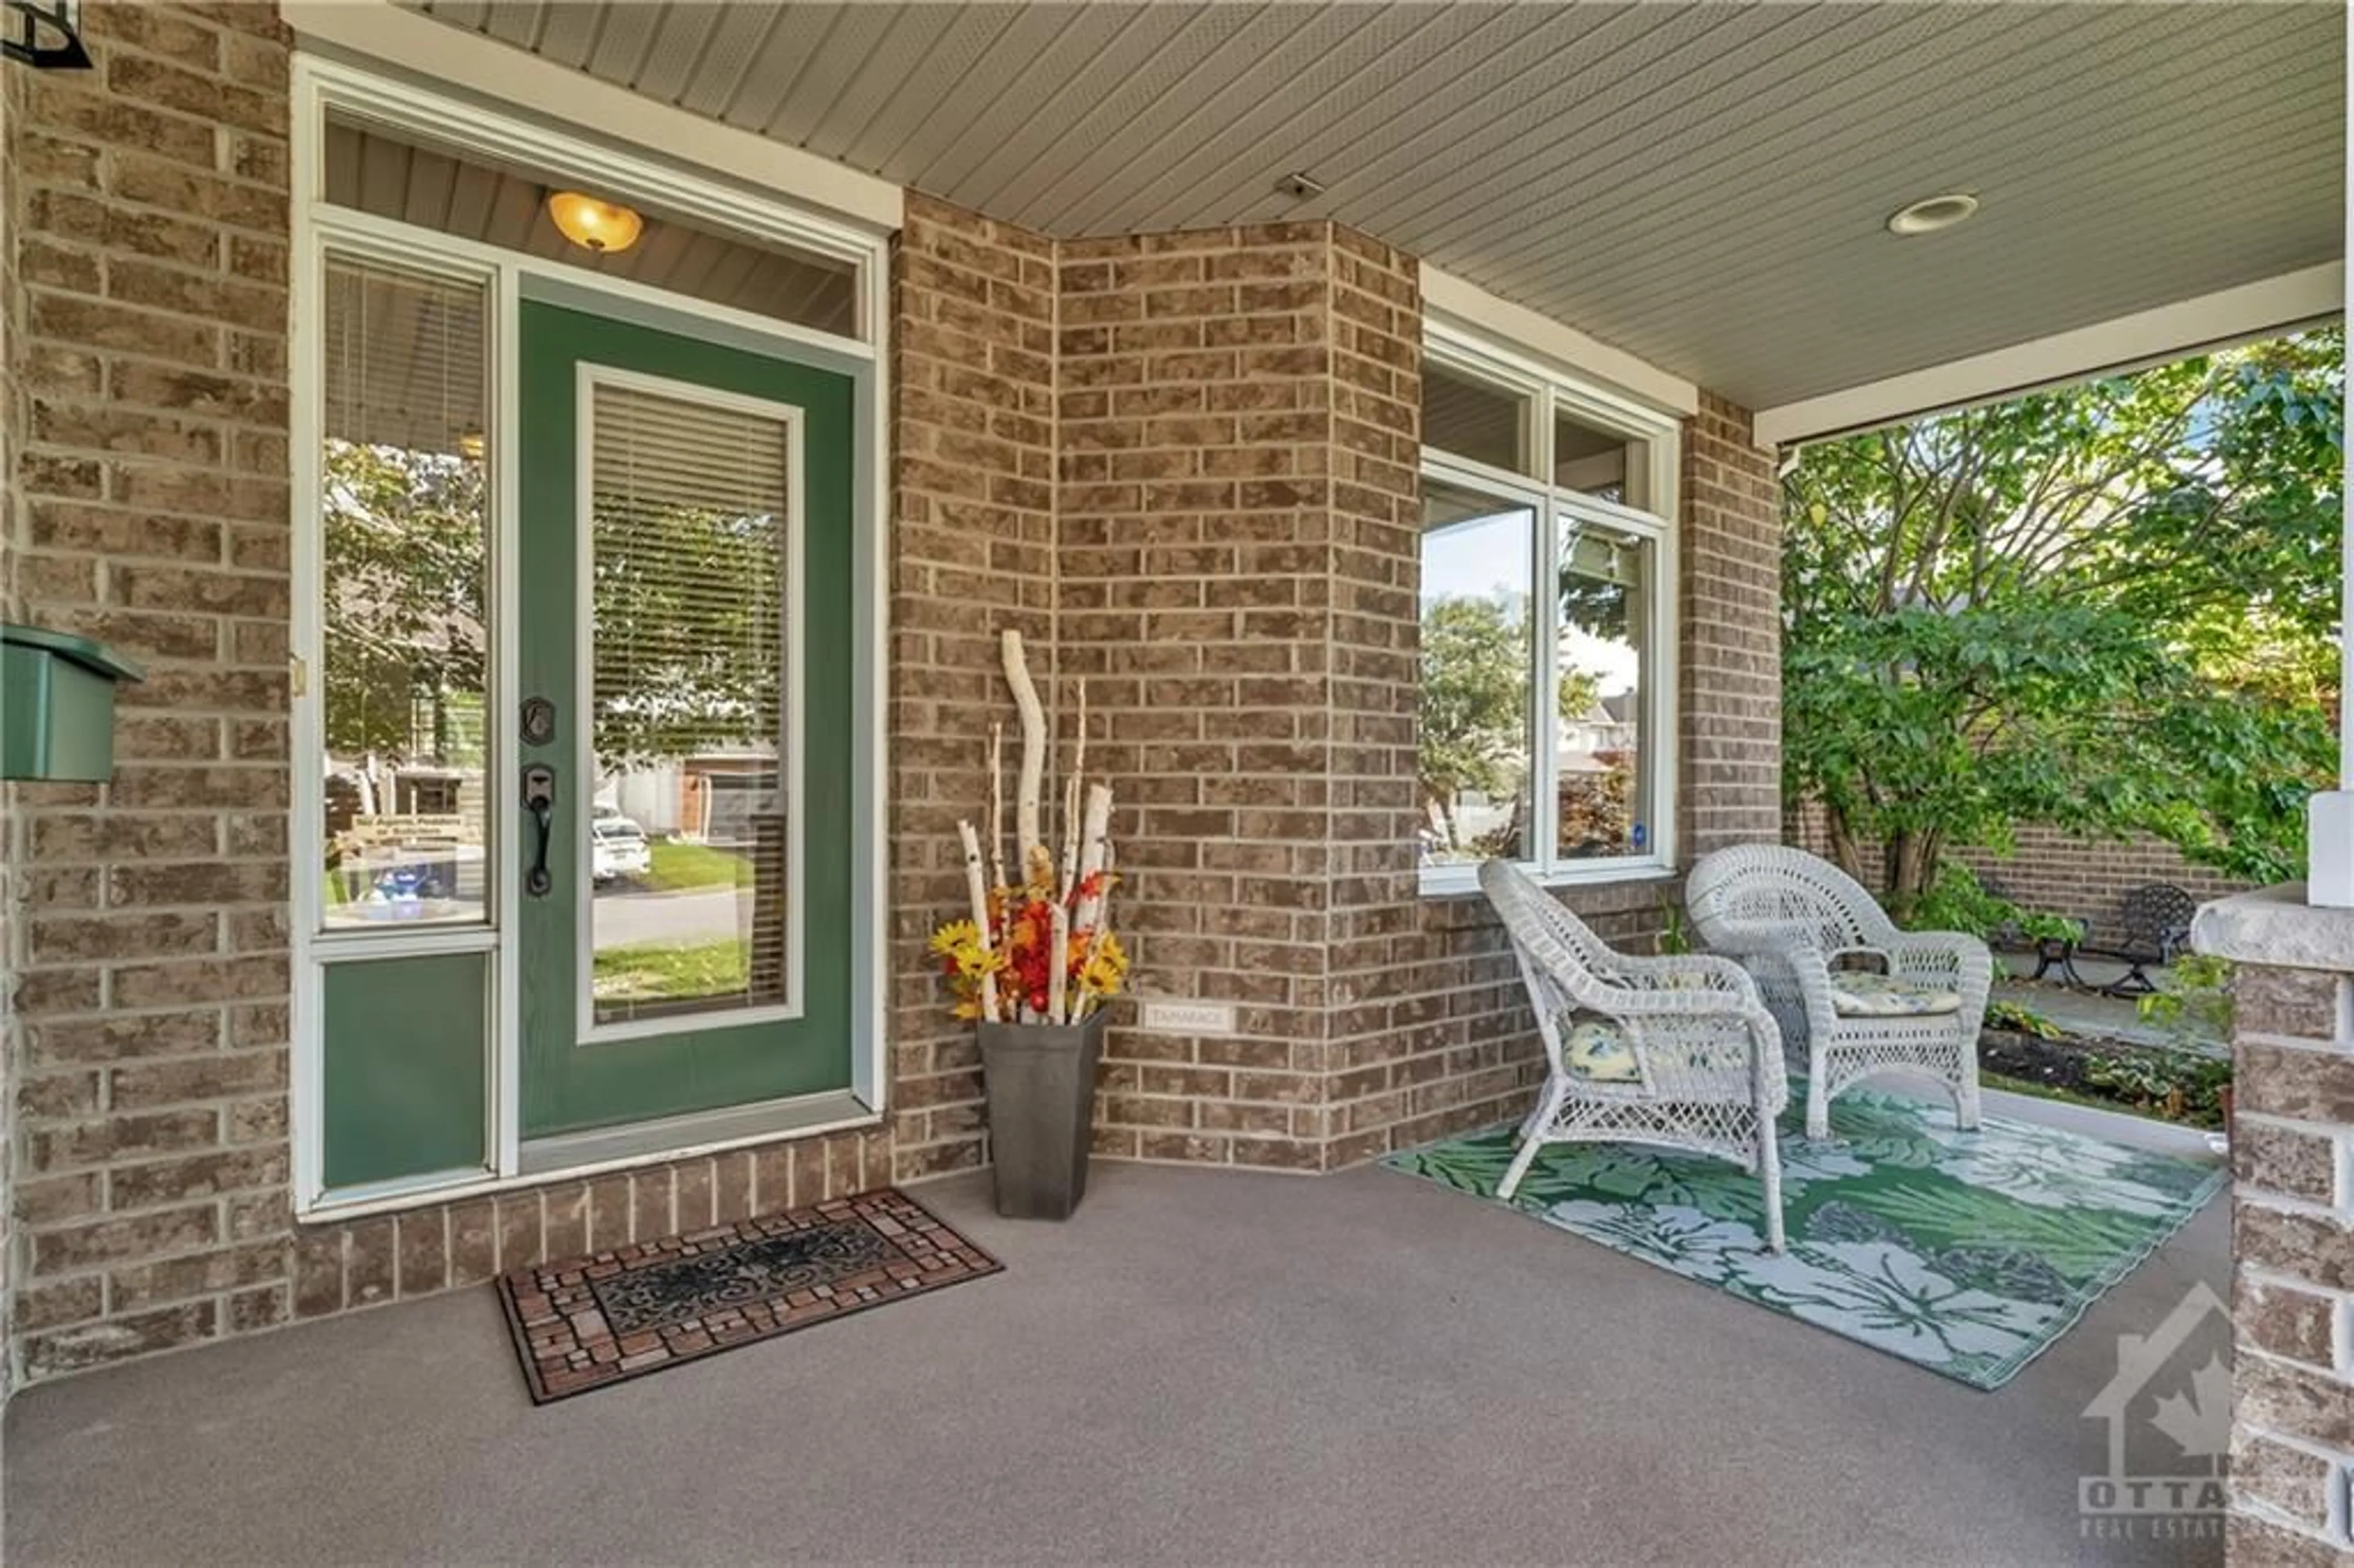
[2,624,146,783]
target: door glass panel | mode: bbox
[1419,478,1536,864]
[1555,515,1653,860]
[319,257,490,929]
[587,379,794,1029]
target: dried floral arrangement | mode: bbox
[930,630,1127,1024]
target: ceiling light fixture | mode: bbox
[1274,171,1327,202]
[546,191,645,254]
[1885,192,1979,237]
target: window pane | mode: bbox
[1555,516,1652,861]
[1554,407,1650,509]
[1420,478,1536,865]
[588,381,794,1028]
[320,259,490,929]
[325,112,861,340]
[1423,362,1530,473]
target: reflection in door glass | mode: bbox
[588,381,794,1028]
[319,258,491,929]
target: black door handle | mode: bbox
[522,763,556,897]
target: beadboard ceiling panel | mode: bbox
[406,1,2346,409]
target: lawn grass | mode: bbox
[643,838,753,892]
[592,938,747,1002]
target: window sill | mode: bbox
[1418,859,1677,901]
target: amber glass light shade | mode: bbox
[546,191,645,254]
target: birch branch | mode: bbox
[987,721,1007,896]
[1057,774,1083,904]
[956,820,1000,1023]
[1072,782,1114,931]
[1048,901,1070,1025]
[1002,628,1046,864]
[1058,679,1086,900]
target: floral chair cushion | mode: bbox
[1564,1019,1642,1082]
[1828,971,1962,1018]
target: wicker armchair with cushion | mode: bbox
[1479,859,1789,1250]
[1685,845,1990,1142]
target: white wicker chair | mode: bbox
[1684,845,1989,1142]
[1480,859,1788,1252]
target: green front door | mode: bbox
[517,301,856,1138]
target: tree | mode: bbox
[321,439,486,763]
[1417,592,1607,853]
[1419,594,1529,845]
[1783,327,2342,916]
[322,438,784,775]
[589,499,782,771]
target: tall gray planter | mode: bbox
[977,1012,1107,1220]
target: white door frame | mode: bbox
[288,55,891,1221]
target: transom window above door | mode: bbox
[321,110,866,341]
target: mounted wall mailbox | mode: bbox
[1,623,145,782]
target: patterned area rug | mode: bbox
[1382,1088,2224,1390]
[497,1187,1000,1403]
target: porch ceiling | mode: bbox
[405,2,2345,412]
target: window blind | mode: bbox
[587,381,793,1022]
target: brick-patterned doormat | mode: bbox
[495,1187,1000,1404]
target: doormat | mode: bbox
[496,1187,1000,1404]
[1381,1086,2223,1390]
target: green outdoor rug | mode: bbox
[1382,1088,2226,1390]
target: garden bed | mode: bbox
[1979,1027,2230,1130]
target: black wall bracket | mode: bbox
[4,1,93,70]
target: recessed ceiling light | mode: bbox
[1886,192,1979,237]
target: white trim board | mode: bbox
[280,0,903,237]
[1754,261,2346,449]
[1420,264,1700,421]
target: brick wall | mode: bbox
[4,0,300,1380]
[1680,392,1781,859]
[887,193,1058,1179]
[0,5,1788,1382]
[2189,891,2354,1561]
[1057,228,1781,1171]
[1056,219,1373,1171]
[0,30,1050,1379]
[1788,802,2254,927]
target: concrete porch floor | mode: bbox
[7,1097,2225,1567]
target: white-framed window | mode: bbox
[1417,321,1681,896]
